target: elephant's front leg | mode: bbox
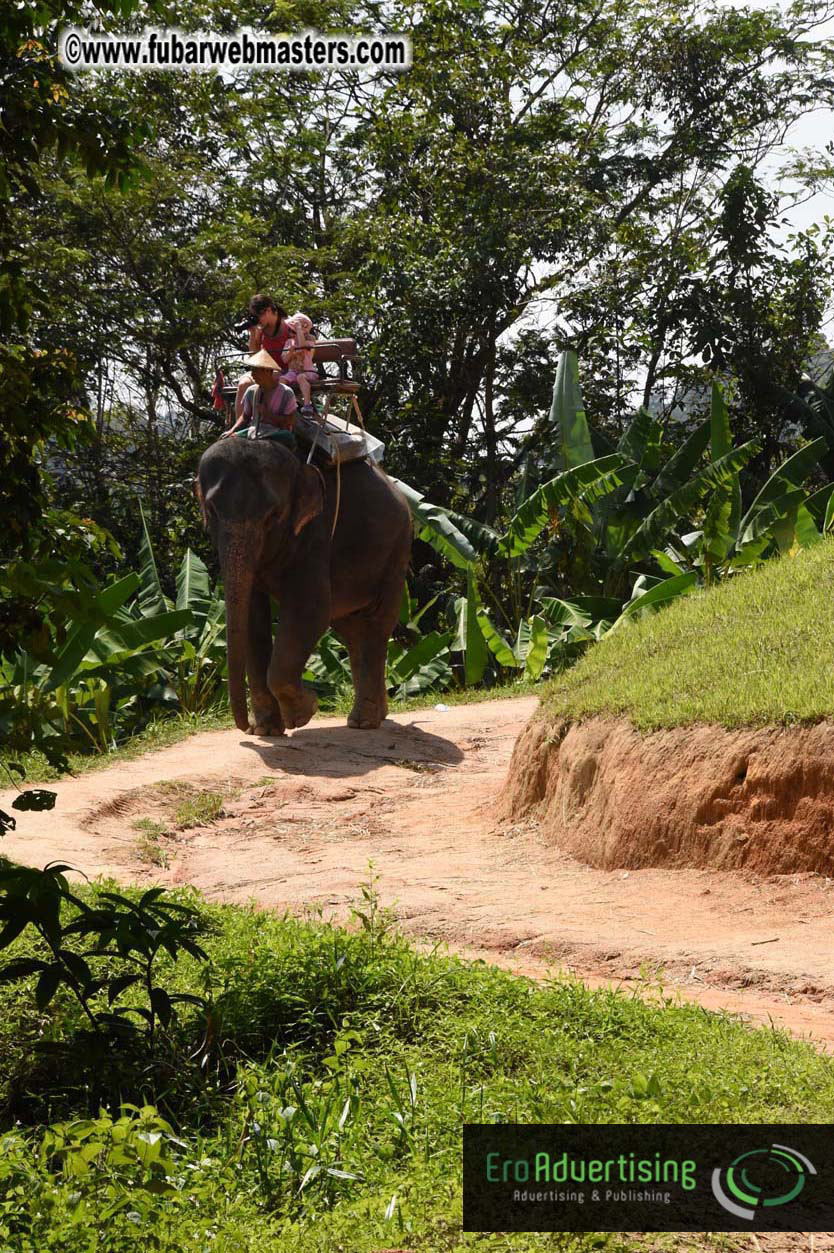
[247,587,285,736]
[267,581,331,730]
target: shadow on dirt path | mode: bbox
[239,718,464,778]
[3,696,834,1052]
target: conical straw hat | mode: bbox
[244,348,281,370]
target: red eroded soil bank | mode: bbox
[501,714,834,874]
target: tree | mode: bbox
[0,0,162,761]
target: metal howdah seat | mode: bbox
[217,338,364,425]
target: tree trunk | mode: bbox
[483,331,498,524]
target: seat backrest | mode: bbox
[312,338,358,364]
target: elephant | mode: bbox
[196,437,412,736]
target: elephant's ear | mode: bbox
[291,464,325,535]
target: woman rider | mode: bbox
[233,294,293,422]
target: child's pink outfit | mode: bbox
[280,312,317,387]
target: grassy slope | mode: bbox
[543,539,834,731]
[1,889,833,1251]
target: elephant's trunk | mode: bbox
[220,533,254,733]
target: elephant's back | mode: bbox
[327,460,411,585]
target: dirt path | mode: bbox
[4,696,834,1051]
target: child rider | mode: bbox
[221,349,297,438]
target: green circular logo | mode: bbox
[711,1144,816,1220]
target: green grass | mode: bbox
[173,788,225,828]
[131,816,170,866]
[130,783,234,861]
[0,878,832,1251]
[543,538,834,731]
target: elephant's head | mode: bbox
[196,438,324,731]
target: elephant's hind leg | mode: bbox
[333,611,390,730]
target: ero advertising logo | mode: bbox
[711,1143,817,1221]
[463,1125,834,1233]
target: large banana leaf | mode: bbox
[785,374,834,478]
[91,610,193,656]
[738,486,808,547]
[389,477,477,569]
[394,652,453,698]
[176,549,212,637]
[388,631,452,684]
[45,574,140,692]
[710,380,732,460]
[607,571,697,633]
[443,509,504,562]
[537,598,593,627]
[476,607,519,668]
[737,437,828,541]
[794,504,822,549]
[523,615,549,680]
[452,568,488,686]
[316,632,352,681]
[502,454,629,557]
[701,486,735,569]
[552,350,595,469]
[650,548,686,575]
[618,407,663,471]
[650,420,711,501]
[803,482,834,527]
[194,596,226,660]
[137,499,170,617]
[387,632,453,696]
[621,442,758,562]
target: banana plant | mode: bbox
[5,563,193,752]
[449,571,551,682]
[782,366,834,482]
[651,385,832,581]
[134,503,227,714]
[4,501,233,752]
[303,622,454,702]
[386,630,453,698]
[405,351,833,685]
[171,549,227,713]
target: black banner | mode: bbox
[463,1124,834,1231]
